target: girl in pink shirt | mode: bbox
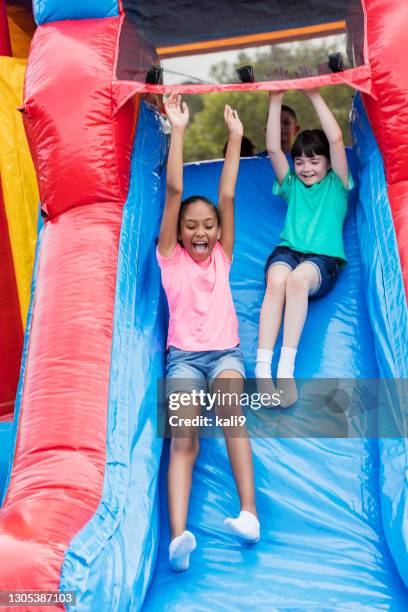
[157,94,260,572]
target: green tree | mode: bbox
[184,91,268,161]
[183,42,355,162]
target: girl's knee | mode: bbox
[171,437,200,457]
[266,270,289,295]
[286,270,309,294]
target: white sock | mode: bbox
[277,347,297,379]
[255,349,273,379]
[224,511,260,543]
[169,530,196,572]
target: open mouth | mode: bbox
[192,241,208,254]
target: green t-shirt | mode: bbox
[273,169,354,265]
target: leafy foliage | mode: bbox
[183,42,355,162]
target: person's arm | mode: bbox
[303,89,349,188]
[218,105,243,260]
[158,94,190,257]
[266,91,290,184]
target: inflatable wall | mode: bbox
[0,43,38,419]
[0,1,407,610]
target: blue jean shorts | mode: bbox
[264,246,340,298]
[165,346,245,398]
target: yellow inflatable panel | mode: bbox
[0,57,39,328]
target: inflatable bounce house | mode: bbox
[1,0,408,609]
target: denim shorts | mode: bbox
[165,346,245,398]
[264,245,340,298]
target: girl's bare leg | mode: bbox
[257,265,291,353]
[282,263,320,349]
[278,263,320,406]
[167,395,201,539]
[256,265,291,401]
[167,393,201,571]
[212,370,260,542]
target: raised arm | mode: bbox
[266,91,290,184]
[303,89,349,188]
[158,94,190,256]
[218,105,243,260]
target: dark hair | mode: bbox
[281,104,298,122]
[222,135,255,158]
[265,104,298,123]
[291,129,330,161]
[179,195,220,228]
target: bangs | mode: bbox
[291,129,330,159]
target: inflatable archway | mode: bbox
[0,1,408,610]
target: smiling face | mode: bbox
[294,153,330,186]
[178,200,221,262]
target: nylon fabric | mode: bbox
[357,12,408,579]
[0,0,11,55]
[0,422,13,501]
[57,105,407,610]
[1,0,408,608]
[0,14,138,601]
[0,201,124,598]
[1,210,42,509]
[0,56,38,326]
[6,4,36,58]
[120,0,366,89]
[113,66,373,96]
[141,148,407,610]
[364,0,408,293]
[0,174,22,418]
[352,94,408,589]
[60,102,167,611]
[22,17,135,219]
[123,0,359,48]
[33,0,119,26]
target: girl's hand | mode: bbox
[269,90,286,103]
[301,88,321,100]
[295,65,321,99]
[296,64,316,79]
[224,105,243,138]
[164,93,190,129]
[268,67,289,81]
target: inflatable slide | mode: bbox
[0,1,408,610]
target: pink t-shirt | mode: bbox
[156,241,240,351]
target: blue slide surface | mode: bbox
[5,1,405,608]
[140,102,408,610]
[0,422,12,500]
[55,100,408,609]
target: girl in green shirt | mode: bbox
[256,88,353,407]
